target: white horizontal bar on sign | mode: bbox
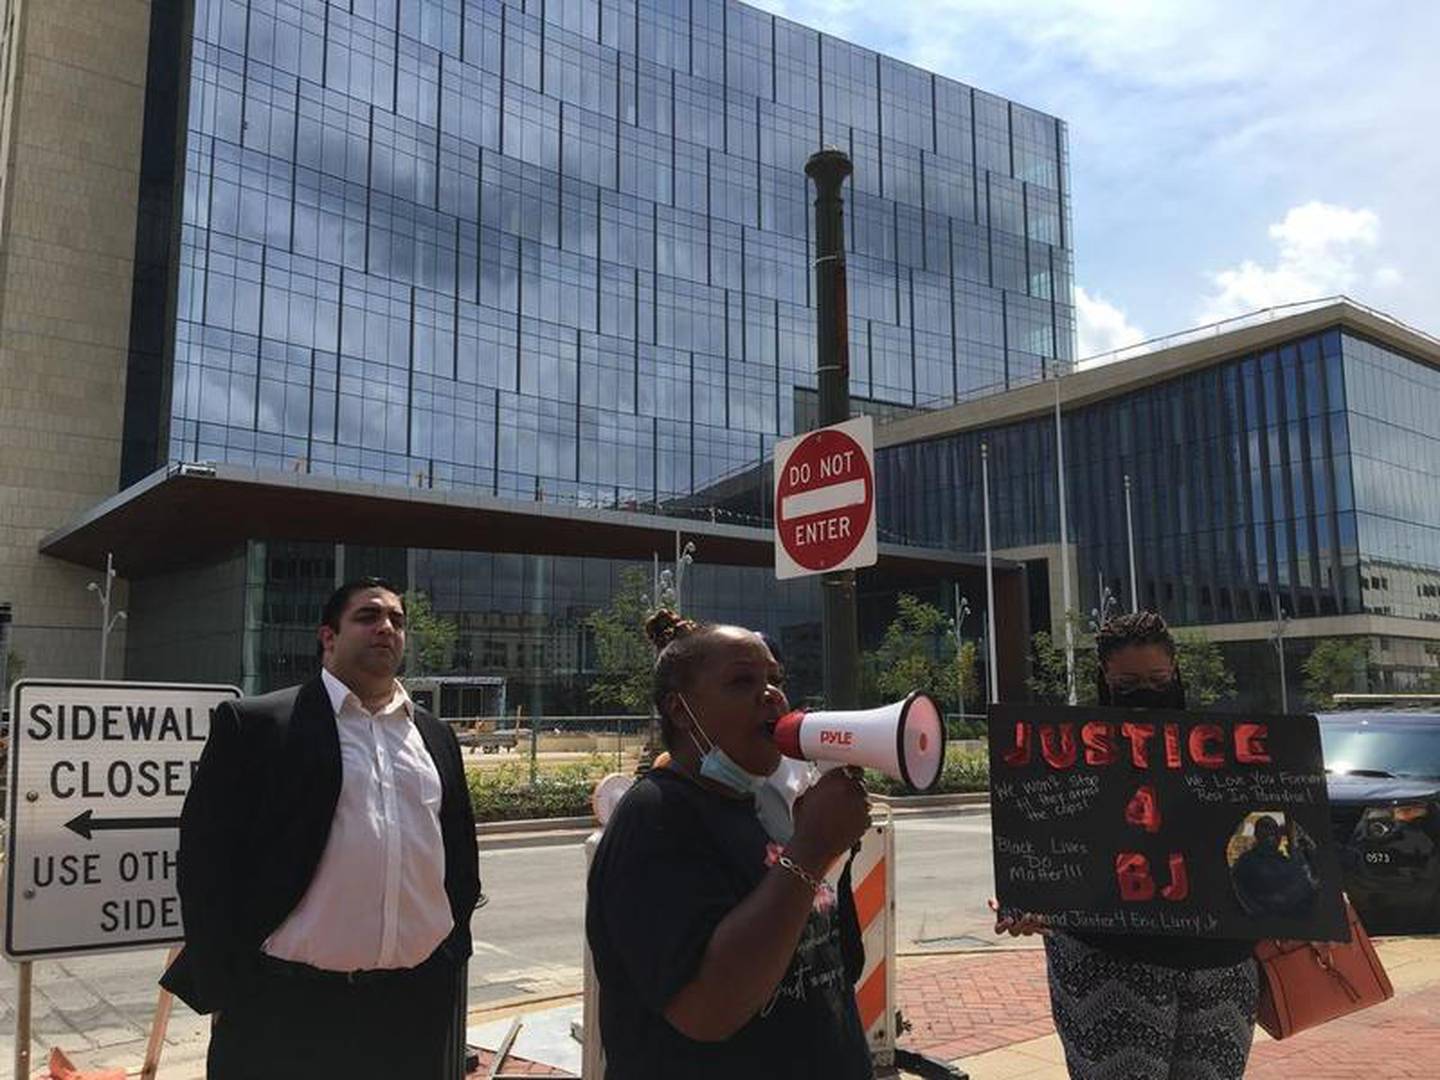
[781,478,867,520]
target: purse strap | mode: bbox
[1306,943,1362,1003]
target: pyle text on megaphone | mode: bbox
[770,691,947,792]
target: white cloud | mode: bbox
[1372,266,1404,290]
[751,1,1440,337]
[1196,202,1392,324]
[1075,285,1145,359]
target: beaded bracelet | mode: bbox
[775,853,823,892]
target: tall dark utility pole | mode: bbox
[806,148,859,710]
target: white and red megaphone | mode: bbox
[770,692,946,792]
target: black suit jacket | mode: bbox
[161,676,481,1014]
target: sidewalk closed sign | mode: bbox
[4,680,239,959]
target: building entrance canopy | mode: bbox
[40,464,1016,590]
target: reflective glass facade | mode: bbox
[879,328,1440,632]
[1346,335,1440,622]
[158,0,1073,524]
[242,540,824,705]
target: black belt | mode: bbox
[256,952,435,987]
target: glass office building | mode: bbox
[876,308,1440,707]
[152,0,1073,514]
[80,0,1072,703]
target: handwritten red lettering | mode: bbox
[1234,723,1271,764]
[1120,722,1155,769]
[1188,723,1225,769]
[1081,721,1117,766]
[1039,724,1077,769]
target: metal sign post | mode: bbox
[14,956,32,1080]
[805,147,861,711]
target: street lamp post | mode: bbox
[981,442,999,705]
[674,535,696,613]
[1052,373,1076,705]
[953,584,971,718]
[86,552,126,680]
[1091,584,1120,633]
[1123,473,1138,614]
[1272,606,1291,713]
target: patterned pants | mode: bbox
[1044,933,1259,1080]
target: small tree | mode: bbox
[403,590,460,675]
[1302,638,1370,709]
[865,594,960,711]
[1027,611,1097,705]
[586,567,654,713]
[1174,631,1237,706]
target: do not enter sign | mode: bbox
[773,415,878,579]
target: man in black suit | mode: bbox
[162,577,481,1079]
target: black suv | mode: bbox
[1320,712,1440,934]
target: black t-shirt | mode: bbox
[586,768,874,1080]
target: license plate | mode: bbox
[1364,850,1393,865]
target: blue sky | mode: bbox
[752,0,1440,357]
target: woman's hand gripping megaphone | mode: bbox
[786,767,871,876]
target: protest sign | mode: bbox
[989,704,1347,941]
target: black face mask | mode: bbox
[1098,666,1188,709]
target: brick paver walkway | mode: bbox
[1246,981,1440,1079]
[461,942,1440,1078]
[468,1047,574,1077]
[896,943,1440,1078]
[896,948,1052,1061]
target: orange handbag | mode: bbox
[1253,898,1394,1040]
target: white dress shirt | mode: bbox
[263,668,454,971]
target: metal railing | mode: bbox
[450,714,654,779]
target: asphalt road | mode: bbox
[466,810,999,1004]
[0,811,999,1073]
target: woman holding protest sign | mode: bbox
[993,611,1260,1080]
[586,609,874,1079]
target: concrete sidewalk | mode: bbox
[12,935,1439,1077]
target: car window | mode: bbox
[1320,721,1440,780]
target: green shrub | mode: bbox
[864,747,989,797]
[467,753,617,822]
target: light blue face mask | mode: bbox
[678,694,768,798]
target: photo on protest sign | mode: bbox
[988,703,1348,942]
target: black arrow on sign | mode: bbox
[64,810,180,841]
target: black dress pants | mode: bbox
[207,952,465,1080]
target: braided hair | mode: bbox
[1093,610,1187,707]
[1095,610,1175,665]
[644,608,721,747]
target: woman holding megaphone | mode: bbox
[586,609,875,1079]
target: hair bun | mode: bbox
[645,608,697,653]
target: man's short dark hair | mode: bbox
[321,577,404,631]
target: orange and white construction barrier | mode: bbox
[849,810,898,1070]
